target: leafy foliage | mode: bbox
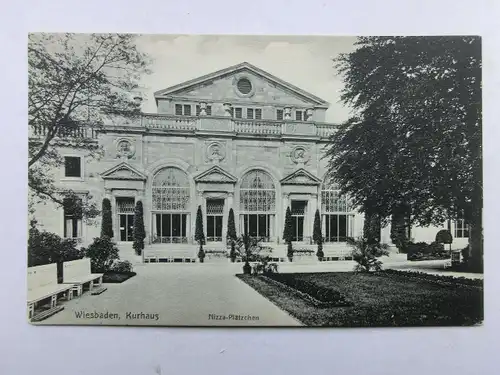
[83,236,119,273]
[282,206,294,259]
[435,229,453,245]
[327,36,482,268]
[28,33,151,220]
[28,220,84,281]
[312,209,324,259]
[132,201,145,255]
[100,198,113,238]
[347,237,390,272]
[110,260,134,273]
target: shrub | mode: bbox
[84,236,119,273]
[28,221,85,281]
[227,208,237,262]
[406,241,447,260]
[195,205,205,262]
[461,245,470,264]
[133,201,146,255]
[283,206,294,260]
[265,273,351,306]
[110,260,133,273]
[435,229,453,245]
[313,209,324,260]
[347,237,389,272]
[101,198,113,238]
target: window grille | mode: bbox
[321,182,349,213]
[291,200,307,215]
[276,109,284,120]
[240,170,276,212]
[207,199,224,215]
[152,168,190,212]
[117,197,135,214]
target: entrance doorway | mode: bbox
[116,197,135,241]
[291,200,307,241]
[206,198,224,242]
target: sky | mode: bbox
[135,35,358,123]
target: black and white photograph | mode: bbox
[27,33,483,327]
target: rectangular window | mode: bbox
[175,104,183,115]
[454,218,470,238]
[295,110,304,121]
[206,199,224,242]
[64,156,82,178]
[242,214,272,241]
[276,109,284,120]
[255,108,262,120]
[324,214,351,242]
[153,213,188,243]
[183,104,191,116]
[63,198,83,239]
[247,108,254,119]
[234,107,243,119]
[196,105,212,116]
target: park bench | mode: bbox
[63,258,107,297]
[27,263,74,321]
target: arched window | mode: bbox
[321,181,353,242]
[239,170,276,241]
[151,168,190,243]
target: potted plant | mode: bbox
[195,205,206,263]
[313,208,324,261]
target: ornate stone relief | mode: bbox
[291,145,310,165]
[206,141,226,163]
[115,138,136,159]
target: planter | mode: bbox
[230,257,236,263]
[199,258,205,263]
[288,256,293,262]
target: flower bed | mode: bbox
[263,272,352,307]
[378,269,483,288]
[102,271,136,283]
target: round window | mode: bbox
[237,78,252,94]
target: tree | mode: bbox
[100,198,113,238]
[436,229,453,252]
[283,206,294,261]
[363,200,382,245]
[327,36,482,269]
[28,33,151,222]
[312,209,324,260]
[227,208,237,262]
[195,205,206,262]
[84,236,119,273]
[133,201,145,255]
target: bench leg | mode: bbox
[28,303,34,319]
[98,276,103,286]
[50,294,57,308]
[67,289,73,301]
[89,280,94,291]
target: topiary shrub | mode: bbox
[227,208,237,262]
[436,229,453,251]
[283,206,294,261]
[313,209,324,261]
[195,205,205,262]
[100,198,113,238]
[84,236,119,273]
[132,201,146,256]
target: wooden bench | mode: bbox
[27,263,73,321]
[63,259,107,297]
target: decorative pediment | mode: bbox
[154,62,329,107]
[101,162,147,181]
[194,166,237,184]
[280,168,321,186]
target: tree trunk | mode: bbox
[468,219,483,271]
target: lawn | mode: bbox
[237,272,483,327]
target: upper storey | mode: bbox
[154,62,329,123]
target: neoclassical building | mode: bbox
[30,62,468,261]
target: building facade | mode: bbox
[30,62,468,260]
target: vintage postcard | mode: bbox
[27,34,483,327]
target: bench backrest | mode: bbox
[63,258,92,281]
[27,263,58,291]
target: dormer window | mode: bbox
[175,104,192,116]
[246,108,262,120]
[295,110,306,121]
